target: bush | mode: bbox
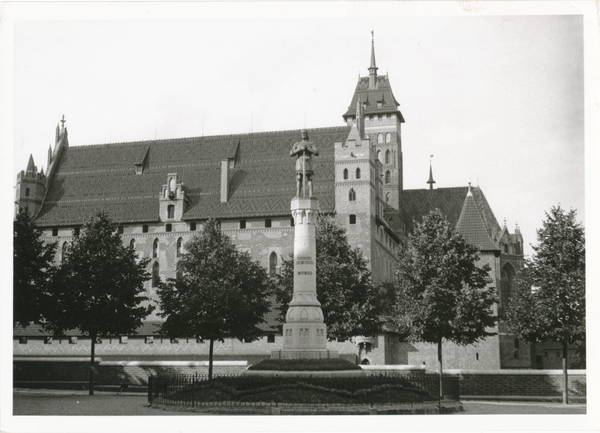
[248,358,361,371]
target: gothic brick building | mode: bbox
[14,39,529,369]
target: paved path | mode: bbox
[12,389,586,416]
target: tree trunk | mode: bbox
[208,338,214,380]
[438,338,444,401]
[562,341,569,405]
[89,331,96,396]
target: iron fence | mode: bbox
[147,372,460,408]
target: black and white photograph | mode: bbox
[3,1,596,432]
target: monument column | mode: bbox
[272,130,338,360]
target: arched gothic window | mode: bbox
[153,238,159,258]
[269,252,277,276]
[385,150,390,165]
[169,178,175,192]
[129,239,135,251]
[377,150,382,162]
[348,189,356,201]
[152,262,160,288]
[385,170,391,184]
[377,134,383,144]
[176,238,183,257]
[343,168,348,180]
[385,133,391,143]
[500,266,515,316]
[386,192,390,203]
[356,167,361,179]
[167,205,174,219]
[25,188,30,197]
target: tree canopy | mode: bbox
[13,206,56,328]
[44,210,153,394]
[392,209,497,345]
[505,206,585,346]
[275,214,384,341]
[156,219,274,378]
[391,209,497,396]
[505,206,585,403]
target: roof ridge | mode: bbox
[71,125,350,149]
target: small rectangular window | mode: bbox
[52,228,58,236]
[74,227,80,236]
[265,219,272,228]
[196,337,204,343]
[240,220,246,229]
[118,226,124,234]
[166,223,172,232]
[291,217,295,227]
[69,336,77,344]
[170,338,179,344]
[120,336,128,344]
[44,336,52,345]
[349,214,356,225]
[267,334,275,343]
[19,337,28,344]
[145,336,154,344]
[96,336,103,344]
[190,222,197,231]
[143,225,149,233]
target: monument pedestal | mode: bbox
[272,196,338,360]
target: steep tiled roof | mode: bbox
[456,190,499,251]
[34,126,349,226]
[342,76,405,121]
[402,186,502,250]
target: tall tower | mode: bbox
[337,34,404,285]
[342,33,405,217]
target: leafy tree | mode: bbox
[13,206,57,328]
[391,209,497,399]
[156,219,273,379]
[44,210,153,395]
[505,206,585,404]
[275,214,384,341]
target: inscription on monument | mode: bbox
[295,260,314,265]
[297,256,312,260]
[297,271,313,275]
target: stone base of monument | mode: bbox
[270,349,339,360]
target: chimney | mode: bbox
[220,159,229,202]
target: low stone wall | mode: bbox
[13,357,249,387]
[362,366,586,399]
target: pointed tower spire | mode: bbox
[368,31,378,89]
[427,155,436,191]
[26,154,36,176]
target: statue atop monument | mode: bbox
[290,130,319,197]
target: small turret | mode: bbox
[15,154,46,218]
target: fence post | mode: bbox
[148,376,153,405]
[192,376,196,408]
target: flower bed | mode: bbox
[247,358,361,371]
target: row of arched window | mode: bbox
[343,168,361,180]
[376,149,394,165]
[377,133,393,144]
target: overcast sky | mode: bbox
[7,3,592,260]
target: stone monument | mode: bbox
[272,130,338,359]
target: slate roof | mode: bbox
[456,190,499,251]
[402,186,502,251]
[342,76,405,122]
[34,126,350,227]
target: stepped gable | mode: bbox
[34,126,349,227]
[342,76,405,121]
[402,186,502,247]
